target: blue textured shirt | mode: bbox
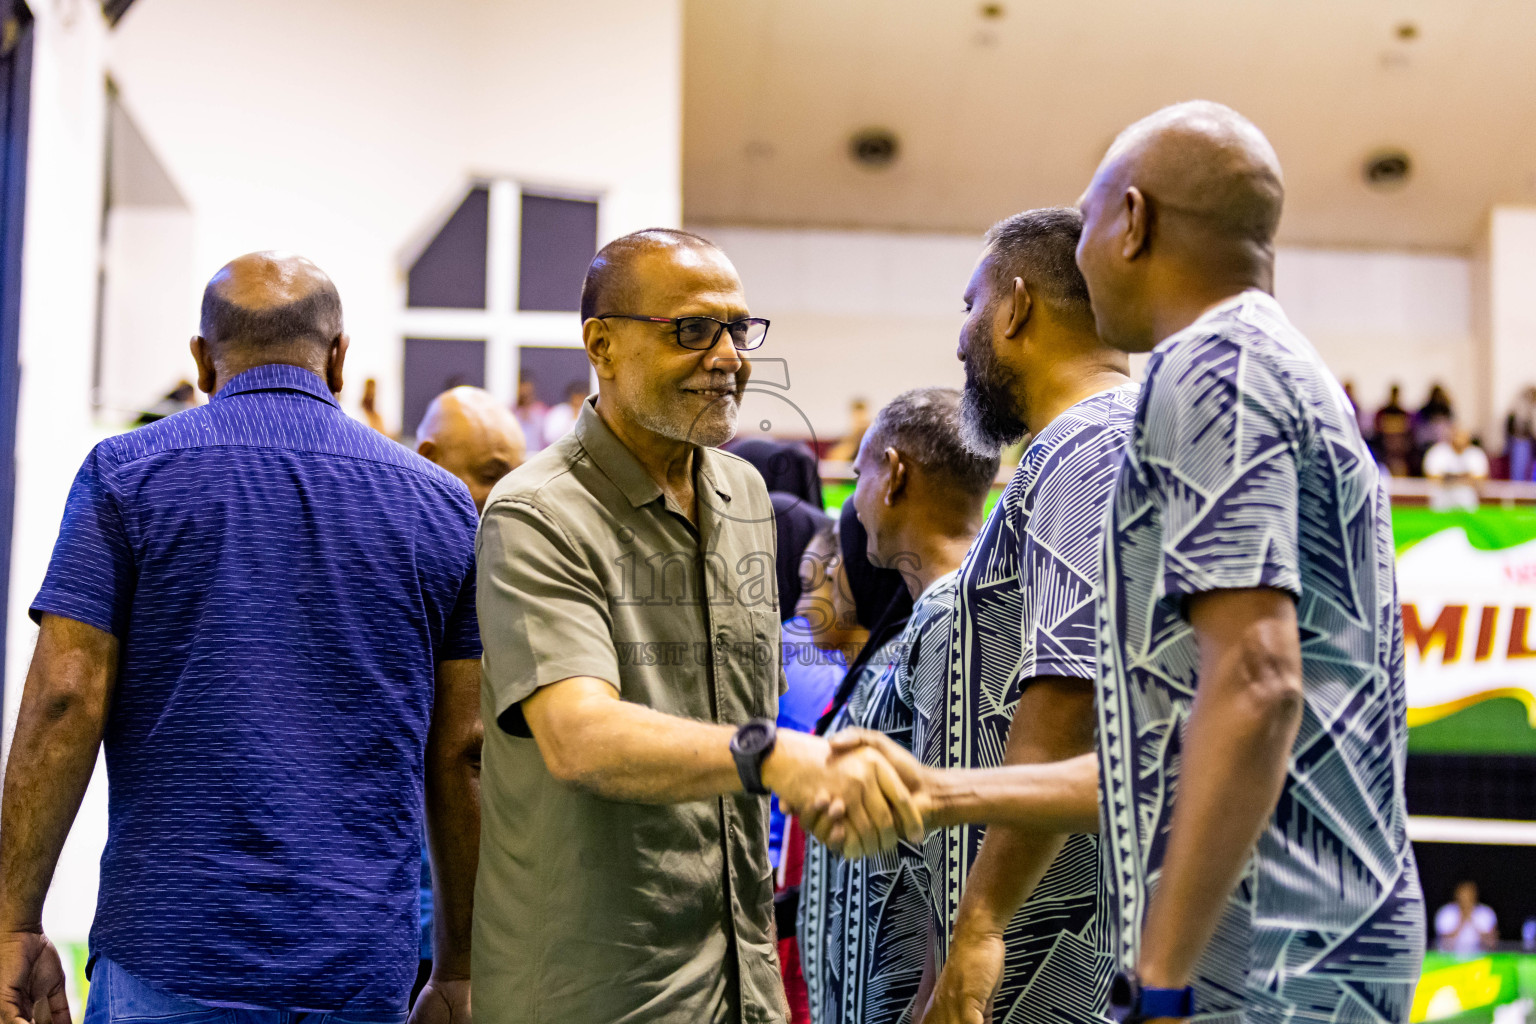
[31,363,482,1012]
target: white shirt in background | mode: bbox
[1423,442,1489,512]
[541,401,581,446]
[1435,901,1497,953]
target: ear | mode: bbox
[190,336,217,395]
[584,318,617,381]
[1003,277,1033,340]
[882,447,907,506]
[326,334,350,395]
[1122,186,1150,260]
[416,439,437,462]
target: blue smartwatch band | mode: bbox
[1139,986,1195,1018]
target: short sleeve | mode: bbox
[1143,342,1302,605]
[1020,421,1127,681]
[30,447,136,637]
[1433,904,1455,937]
[476,497,620,723]
[440,543,482,662]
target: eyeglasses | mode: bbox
[594,314,770,352]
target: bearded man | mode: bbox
[472,228,924,1024]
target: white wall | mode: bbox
[2,0,682,977]
[1486,208,1536,440]
[3,0,115,985]
[699,224,1480,440]
[103,0,682,432]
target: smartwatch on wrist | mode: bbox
[1108,969,1195,1023]
[730,718,777,796]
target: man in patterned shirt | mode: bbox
[1075,102,1424,1022]
[799,388,996,1024]
[919,208,1136,1024]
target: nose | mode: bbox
[705,332,745,374]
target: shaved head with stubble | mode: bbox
[1075,100,1285,352]
[191,250,349,396]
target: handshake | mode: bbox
[764,729,933,859]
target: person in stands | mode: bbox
[1435,881,1498,953]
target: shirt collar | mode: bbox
[211,363,341,408]
[573,397,733,510]
[1167,287,1278,345]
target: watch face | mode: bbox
[734,721,773,756]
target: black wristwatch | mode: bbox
[1108,969,1195,1023]
[730,718,777,796]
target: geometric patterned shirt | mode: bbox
[1097,291,1425,1024]
[799,621,935,1024]
[911,384,1138,1024]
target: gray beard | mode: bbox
[632,391,741,448]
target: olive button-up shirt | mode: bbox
[473,399,789,1024]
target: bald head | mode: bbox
[416,386,527,512]
[1075,101,1285,352]
[1102,101,1284,247]
[200,251,343,351]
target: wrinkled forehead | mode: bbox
[626,245,748,317]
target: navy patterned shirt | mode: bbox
[31,364,482,1012]
[799,584,952,1024]
[912,384,1136,1024]
[1098,291,1424,1024]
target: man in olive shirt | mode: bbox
[474,228,922,1023]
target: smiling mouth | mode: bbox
[684,385,738,400]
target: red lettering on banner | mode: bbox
[1476,606,1500,662]
[1403,604,1467,663]
[1509,607,1536,659]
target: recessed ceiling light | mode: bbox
[1364,150,1412,189]
[850,128,900,169]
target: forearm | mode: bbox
[534,690,742,803]
[926,753,1099,832]
[424,730,480,976]
[952,826,1068,940]
[0,621,115,930]
[1136,656,1301,986]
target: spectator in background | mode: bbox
[732,437,824,508]
[514,376,548,454]
[360,376,388,434]
[1424,427,1489,512]
[539,379,589,445]
[825,397,871,462]
[1506,385,1536,483]
[1435,881,1498,953]
[0,252,483,1023]
[412,384,527,1001]
[769,493,841,863]
[131,379,198,426]
[1375,383,1414,476]
[1342,380,1373,441]
[1416,383,1455,455]
[417,386,527,513]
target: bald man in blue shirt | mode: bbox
[0,252,483,1024]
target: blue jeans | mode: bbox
[83,958,410,1024]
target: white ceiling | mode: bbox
[682,0,1536,251]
